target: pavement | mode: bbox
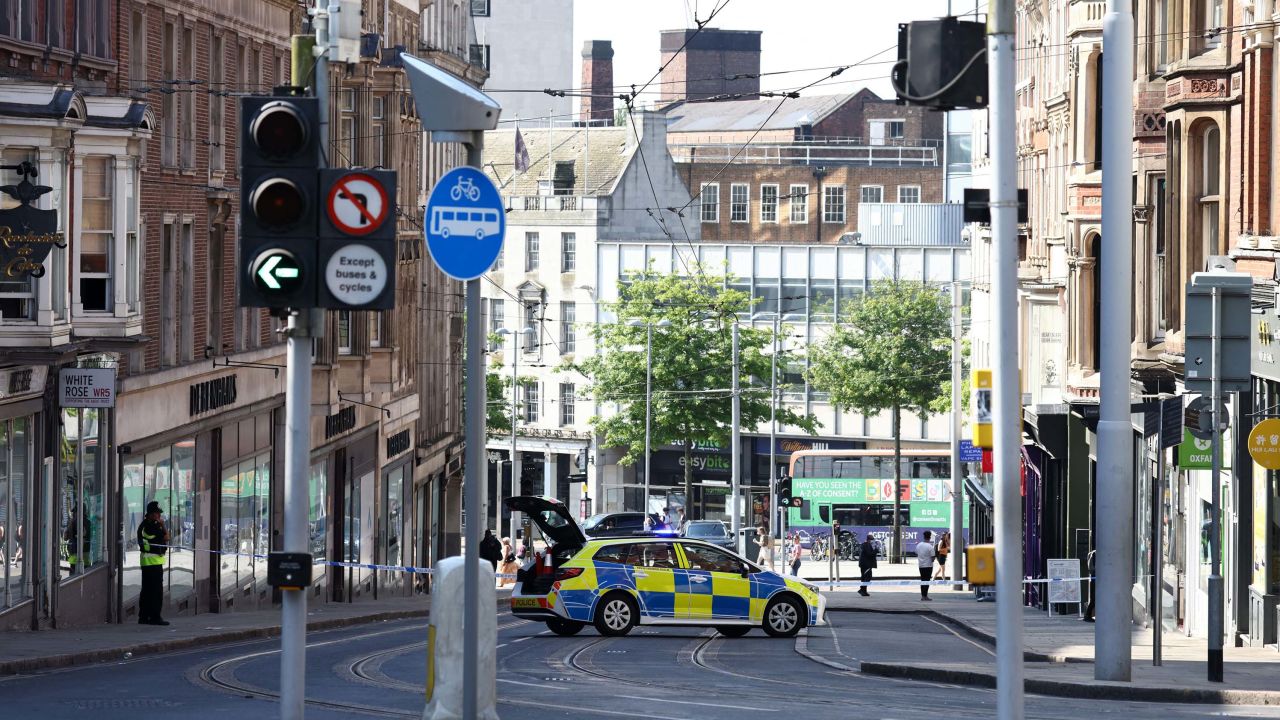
[822,583,1280,705]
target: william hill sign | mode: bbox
[0,162,64,278]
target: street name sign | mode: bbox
[425,166,505,281]
[59,367,116,408]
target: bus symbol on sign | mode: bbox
[424,166,506,281]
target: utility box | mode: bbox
[967,544,995,586]
[892,16,988,110]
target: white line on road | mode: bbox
[618,694,778,712]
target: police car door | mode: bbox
[629,541,678,619]
[677,542,751,621]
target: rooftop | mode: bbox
[663,93,858,134]
[482,125,631,196]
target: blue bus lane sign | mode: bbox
[424,166,506,281]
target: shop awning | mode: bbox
[965,476,994,509]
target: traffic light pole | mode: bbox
[281,310,314,720]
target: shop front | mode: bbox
[311,404,379,604]
[1248,310,1280,646]
[0,365,47,630]
[116,360,285,621]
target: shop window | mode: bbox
[220,451,270,600]
[0,418,32,608]
[309,460,327,567]
[382,465,404,587]
[60,410,103,579]
[121,437,195,612]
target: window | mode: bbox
[128,11,145,89]
[897,185,921,204]
[1152,176,1167,336]
[209,34,225,173]
[160,221,176,365]
[369,311,383,348]
[760,184,779,223]
[1201,0,1223,51]
[561,232,576,272]
[493,246,503,271]
[887,120,905,139]
[730,183,749,222]
[181,26,195,169]
[1151,0,1168,73]
[470,0,490,16]
[522,382,540,423]
[161,22,176,167]
[523,304,538,353]
[337,311,352,354]
[487,299,504,336]
[823,185,846,223]
[180,222,194,361]
[1199,125,1220,261]
[869,119,905,145]
[553,162,575,195]
[46,0,65,47]
[560,383,575,426]
[80,157,112,312]
[75,0,109,58]
[560,302,576,353]
[700,183,719,222]
[372,96,387,168]
[789,185,809,223]
[60,410,103,579]
[0,149,36,320]
[860,185,883,203]
[469,44,490,70]
[207,226,224,354]
[525,232,540,271]
[681,543,746,573]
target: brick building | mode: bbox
[0,0,484,631]
[658,28,762,104]
[662,91,945,245]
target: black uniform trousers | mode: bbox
[140,564,164,621]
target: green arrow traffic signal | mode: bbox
[250,249,304,296]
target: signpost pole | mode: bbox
[731,323,741,552]
[461,137,486,720]
[1154,416,1165,666]
[951,280,965,590]
[1208,287,1224,682]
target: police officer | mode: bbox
[137,501,170,626]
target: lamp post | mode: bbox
[752,311,782,540]
[496,326,534,540]
[627,318,671,514]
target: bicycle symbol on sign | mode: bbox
[450,177,481,202]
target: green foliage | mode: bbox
[807,280,952,419]
[569,267,820,469]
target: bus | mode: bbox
[786,448,969,555]
[429,206,500,240]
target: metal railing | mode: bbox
[508,195,596,212]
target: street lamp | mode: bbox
[626,318,671,514]
[496,326,535,540]
[752,311,782,542]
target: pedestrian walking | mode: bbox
[857,535,878,596]
[915,531,937,600]
[756,525,775,571]
[137,501,170,625]
[1082,549,1096,622]
[479,529,503,571]
[789,532,803,576]
[932,531,952,580]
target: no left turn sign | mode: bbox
[326,172,389,235]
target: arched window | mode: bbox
[1199,124,1220,265]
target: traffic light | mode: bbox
[317,169,397,309]
[777,475,794,506]
[238,95,321,309]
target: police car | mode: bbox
[504,496,827,638]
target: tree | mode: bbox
[571,268,819,519]
[806,280,951,562]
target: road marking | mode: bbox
[921,614,996,657]
[619,694,778,712]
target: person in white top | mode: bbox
[915,531,937,601]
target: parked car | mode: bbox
[505,496,827,638]
[680,520,734,550]
[581,511,667,538]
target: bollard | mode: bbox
[423,556,499,720]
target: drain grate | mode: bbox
[64,699,181,710]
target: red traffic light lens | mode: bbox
[251,102,308,159]
[251,178,305,228]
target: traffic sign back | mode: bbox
[424,166,505,281]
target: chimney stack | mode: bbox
[659,28,761,105]
[581,40,614,125]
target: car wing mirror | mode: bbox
[739,564,751,578]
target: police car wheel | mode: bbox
[594,592,638,636]
[762,596,804,638]
[546,618,584,636]
[716,625,751,638]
